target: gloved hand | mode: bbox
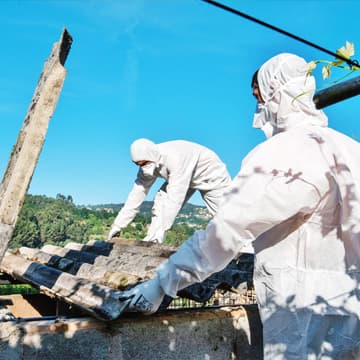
[119,277,165,315]
[108,225,122,241]
[143,230,166,244]
[143,234,159,243]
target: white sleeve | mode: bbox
[154,157,198,232]
[113,171,156,228]
[157,139,324,297]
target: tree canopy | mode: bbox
[10,194,209,249]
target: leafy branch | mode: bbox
[307,41,360,82]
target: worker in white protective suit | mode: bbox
[119,53,360,359]
[108,139,231,243]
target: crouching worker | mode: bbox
[120,53,360,359]
[108,139,231,243]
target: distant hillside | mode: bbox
[10,194,211,249]
[85,201,211,226]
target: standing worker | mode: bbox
[120,53,360,359]
[108,139,231,243]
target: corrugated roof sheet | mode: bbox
[0,238,254,321]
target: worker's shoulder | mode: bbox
[247,127,330,161]
[158,140,207,153]
[159,139,200,147]
[327,127,360,149]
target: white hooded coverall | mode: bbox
[113,139,231,243]
[155,54,360,359]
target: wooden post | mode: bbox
[0,28,72,262]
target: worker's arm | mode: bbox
[157,136,326,297]
[112,171,156,229]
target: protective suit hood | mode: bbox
[130,138,161,164]
[253,53,328,136]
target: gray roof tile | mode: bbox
[1,239,254,321]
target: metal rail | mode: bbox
[314,75,360,108]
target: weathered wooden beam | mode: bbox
[0,29,72,262]
[313,75,360,109]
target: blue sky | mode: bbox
[0,0,359,206]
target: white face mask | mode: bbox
[253,102,276,139]
[261,121,275,139]
[141,162,157,178]
[253,103,267,128]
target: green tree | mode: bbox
[165,223,195,246]
[66,222,89,244]
[9,193,209,248]
[10,207,41,248]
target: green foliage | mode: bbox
[165,223,197,247]
[119,214,148,240]
[10,194,95,248]
[0,284,39,295]
[10,194,210,249]
[10,207,41,248]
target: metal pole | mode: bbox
[314,76,360,109]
